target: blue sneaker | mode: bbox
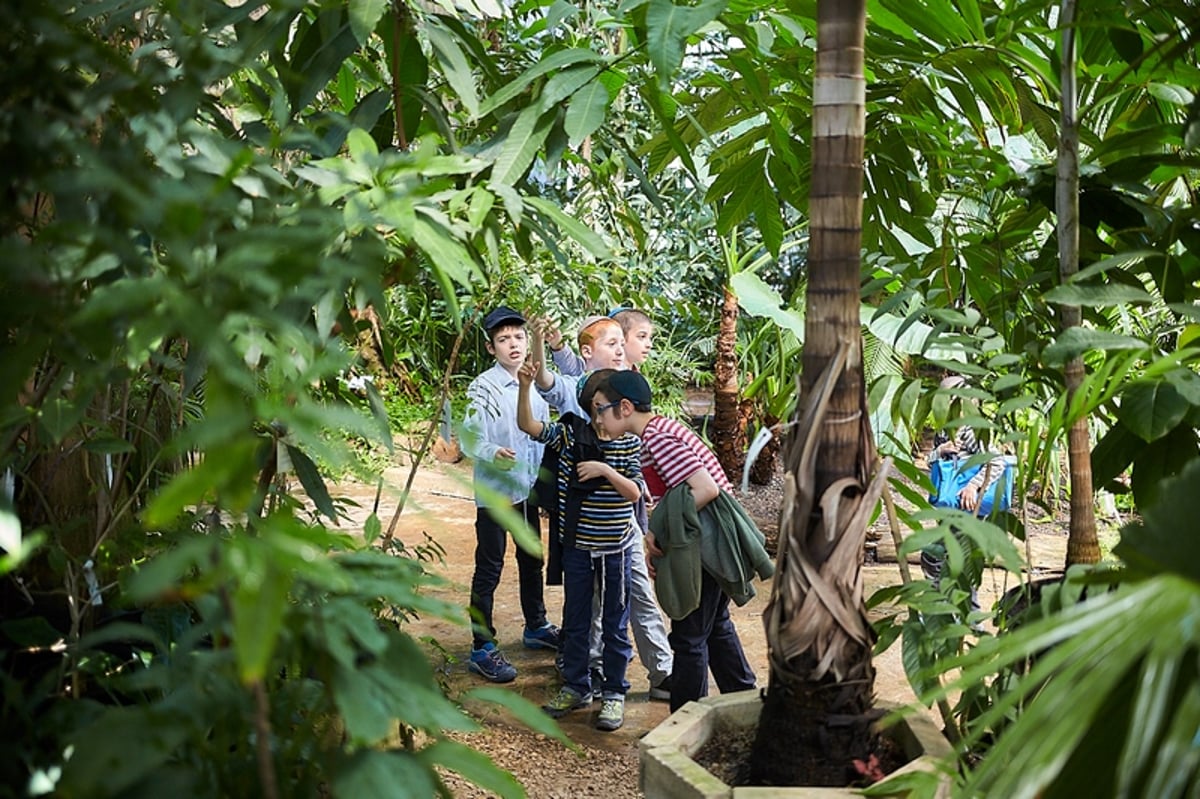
[522,622,561,651]
[468,642,517,683]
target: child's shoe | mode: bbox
[595,698,624,731]
[648,674,674,702]
[468,642,517,683]
[542,687,591,718]
[522,622,562,651]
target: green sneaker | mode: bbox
[595,698,624,731]
[543,687,591,718]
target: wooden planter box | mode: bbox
[639,692,953,798]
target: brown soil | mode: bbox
[334,452,1081,798]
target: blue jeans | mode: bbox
[561,545,632,699]
[469,499,547,650]
[668,569,756,712]
[589,538,673,685]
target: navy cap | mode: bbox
[607,370,652,409]
[482,306,525,332]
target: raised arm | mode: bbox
[516,359,546,439]
[528,317,556,389]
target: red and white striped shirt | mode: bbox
[640,415,732,502]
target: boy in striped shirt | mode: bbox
[591,370,762,712]
[517,364,643,732]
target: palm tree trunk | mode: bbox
[712,284,745,482]
[1056,0,1100,566]
[748,0,885,785]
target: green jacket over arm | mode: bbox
[648,483,775,620]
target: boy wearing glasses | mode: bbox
[531,316,676,702]
[517,365,642,732]
[590,370,773,712]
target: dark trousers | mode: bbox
[668,569,756,712]
[469,499,547,650]
[560,546,632,698]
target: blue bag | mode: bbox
[929,456,1015,515]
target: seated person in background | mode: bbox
[924,373,1011,617]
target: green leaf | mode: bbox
[39,396,89,444]
[416,740,524,798]
[425,20,479,117]
[232,542,290,682]
[60,707,192,796]
[286,444,337,520]
[755,173,783,256]
[333,751,439,799]
[349,0,387,45]
[465,686,578,748]
[731,271,804,338]
[564,79,611,147]
[287,9,360,115]
[1165,367,1200,405]
[538,65,603,112]
[413,215,478,319]
[477,48,605,118]
[491,105,555,186]
[364,513,382,545]
[364,380,394,453]
[1117,459,1200,583]
[335,633,475,743]
[1043,283,1155,307]
[646,0,728,87]
[392,16,429,143]
[143,439,261,527]
[524,197,611,261]
[1116,381,1188,443]
[1130,433,1200,512]
[0,501,37,575]
[1042,328,1146,366]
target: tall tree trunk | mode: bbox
[749,0,887,786]
[712,284,745,482]
[1056,0,1100,566]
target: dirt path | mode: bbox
[333,455,1070,797]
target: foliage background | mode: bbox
[2,0,1200,796]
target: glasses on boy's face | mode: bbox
[593,399,621,417]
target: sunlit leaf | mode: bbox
[731,271,804,338]
[565,80,611,148]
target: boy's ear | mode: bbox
[485,340,496,355]
[580,344,593,360]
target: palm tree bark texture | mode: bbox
[748,0,892,786]
[712,284,747,483]
[1056,0,1100,566]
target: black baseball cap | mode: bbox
[607,370,652,409]
[482,306,525,332]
